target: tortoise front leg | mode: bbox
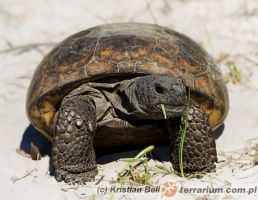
[170,101,217,173]
[51,95,97,184]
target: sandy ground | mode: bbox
[1,0,258,199]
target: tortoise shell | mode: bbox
[26,23,229,141]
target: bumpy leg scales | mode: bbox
[170,101,217,173]
[51,96,97,184]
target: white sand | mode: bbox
[1,0,258,199]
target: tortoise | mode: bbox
[26,23,229,183]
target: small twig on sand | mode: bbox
[253,144,258,165]
[10,168,37,183]
[0,42,56,54]
[95,175,104,185]
[73,192,94,200]
[61,186,79,192]
[15,148,31,158]
[145,0,158,24]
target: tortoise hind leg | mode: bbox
[51,95,97,184]
[170,101,217,173]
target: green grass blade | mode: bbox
[160,104,167,119]
[134,145,154,159]
[118,145,154,177]
[121,158,148,163]
[179,87,191,178]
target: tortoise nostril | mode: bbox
[154,84,166,94]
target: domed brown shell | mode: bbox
[26,23,229,141]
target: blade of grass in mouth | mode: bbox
[160,104,167,119]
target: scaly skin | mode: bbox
[51,95,97,184]
[170,101,217,173]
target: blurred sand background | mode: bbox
[0,0,258,199]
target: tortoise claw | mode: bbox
[55,168,98,185]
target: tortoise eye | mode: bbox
[154,84,166,94]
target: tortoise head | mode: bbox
[122,74,187,119]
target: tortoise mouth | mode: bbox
[155,104,185,117]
